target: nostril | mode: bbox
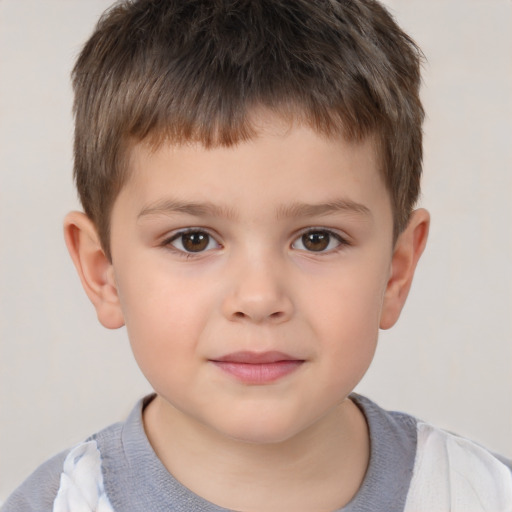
[231,310,285,322]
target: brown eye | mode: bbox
[182,232,209,252]
[169,230,219,253]
[292,229,344,253]
[302,231,330,251]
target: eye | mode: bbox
[167,230,220,253]
[292,229,345,253]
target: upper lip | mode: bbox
[211,351,302,364]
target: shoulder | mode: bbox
[0,419,125,512]
[351,394,512,512]
[52,440,115,512]
[404,422,512,511]
[0,450,68,512]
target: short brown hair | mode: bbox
[72,0,424,259]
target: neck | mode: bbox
[143,396,370,512]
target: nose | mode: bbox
[221,257,294,324]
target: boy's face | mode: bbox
[96,119,418,444]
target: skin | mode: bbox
[64,118,429,511]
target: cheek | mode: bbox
[305,261,388,376]
[114,261,217,377]
[309,261,387,333]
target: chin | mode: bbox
[212,413,308,445]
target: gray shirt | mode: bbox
[2,394,510,511]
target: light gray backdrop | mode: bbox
[1,0,511,502]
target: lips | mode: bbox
[210,351,305,384]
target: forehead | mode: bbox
[119,120,389,221]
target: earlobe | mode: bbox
[379,208,430,330]
[63,211,125,329]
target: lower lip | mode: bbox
[211,360,304,384]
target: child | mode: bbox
[2,0,511,511]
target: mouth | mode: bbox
[209,351,305,384]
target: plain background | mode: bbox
[1,0,511,503]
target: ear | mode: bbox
[379,208,430,330]
[63,211,125,329]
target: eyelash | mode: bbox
[291,228,350,254]
[161,227,350,257]
[162,228,221,258]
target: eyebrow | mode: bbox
[275,199,371,220]
[138,198,371,221]
[138,199,236,220]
